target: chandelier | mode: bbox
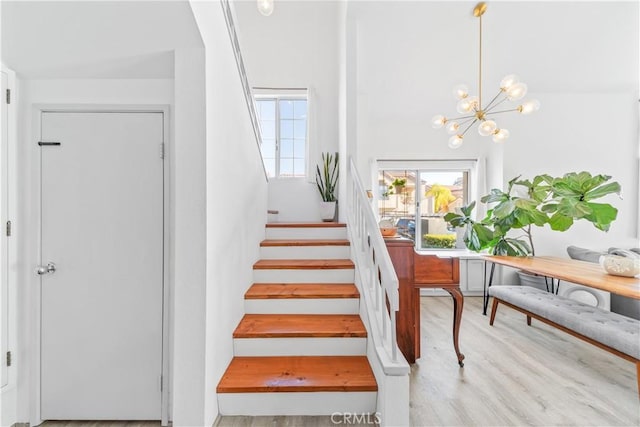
[431,2,540,149]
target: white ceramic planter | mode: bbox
[319,201,336,222]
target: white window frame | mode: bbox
[375,159,480,251]
[254,88,308,179]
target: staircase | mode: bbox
[217,222,378,416]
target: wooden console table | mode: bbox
[385,238,465,366]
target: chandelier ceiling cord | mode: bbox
[431,2,540,149]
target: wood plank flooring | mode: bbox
[41,296,640,427]
[410,296,639,426]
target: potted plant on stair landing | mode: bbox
[444,171,621,286]
[316,152,339,222]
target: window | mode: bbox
[255,94,308,178]
[376,160,476,250]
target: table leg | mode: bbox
[483,262,496,315]
[445,287,465,367]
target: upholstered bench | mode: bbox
[488,285,640,394]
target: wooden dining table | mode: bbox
[482,255,640,314]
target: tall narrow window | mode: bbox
[255,94,307,178]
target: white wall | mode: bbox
[171,48,207,426]
[14,78,174,424]
[504,92,639,256]
[189,1,268,424]
[234,0,341,222]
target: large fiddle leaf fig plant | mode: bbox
[444,171,621,256]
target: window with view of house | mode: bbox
[377,161,476,250]
[255,93,308,178]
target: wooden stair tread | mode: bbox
[245,283,359,299]
[217,356,377,393]
[234,314,367,338]
[261,239,350,247]
[253,259,354,270]
[266,222,346,228]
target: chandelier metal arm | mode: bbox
[460,119,479,136]
[485,108,520,116]
[457,116,478,126]
[478,12,483,109]
[482,91,507,112]
[483,96,510,113]
[448,114,477,122]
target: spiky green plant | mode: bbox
[316,152,339,202]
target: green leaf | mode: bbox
[481,189,509,204]
[514,207,548,227]
[493,200,515,218]
[504,238,532,256]
[472,223,494,243]
[506,175,522,193]
[548,212,574,231]
[584,182,621,201]
[583,202,618,231]
[514,198,539,210]
[464,227,481,252]
[460,201,476,217]
[556,198,592,218]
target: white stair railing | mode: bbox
[220,0,268,182]
[347,157,409,374]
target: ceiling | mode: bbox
[1,1,204,79]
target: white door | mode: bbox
[40,112,164,420]
[1,72,9,389]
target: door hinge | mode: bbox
[5,89,10,105]
[159,375,163,391]
[6,351,11,367]
[160,143,165,159]
[6,220,11,237]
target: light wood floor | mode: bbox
[41,296,640,427]
[410,296,638,426]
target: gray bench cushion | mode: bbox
[489,285,640,360]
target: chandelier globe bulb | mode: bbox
[518,99,540,114]
[500,74,520,90]
[257,0,274,16]
[452,84,469,100]
[448,135,464,149]
[478,120,497,136]
[492,128,510,143]
[431,115,447,129]
[446,121,460,135]
[506,82,528,100]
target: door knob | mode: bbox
[37,262,57,275]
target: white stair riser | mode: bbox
[218,391,377,416]
[260,245,351,260]
[234,337,367,356]
[245,298,359,314]
[266,227,348,240]
[254,269,355,283]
